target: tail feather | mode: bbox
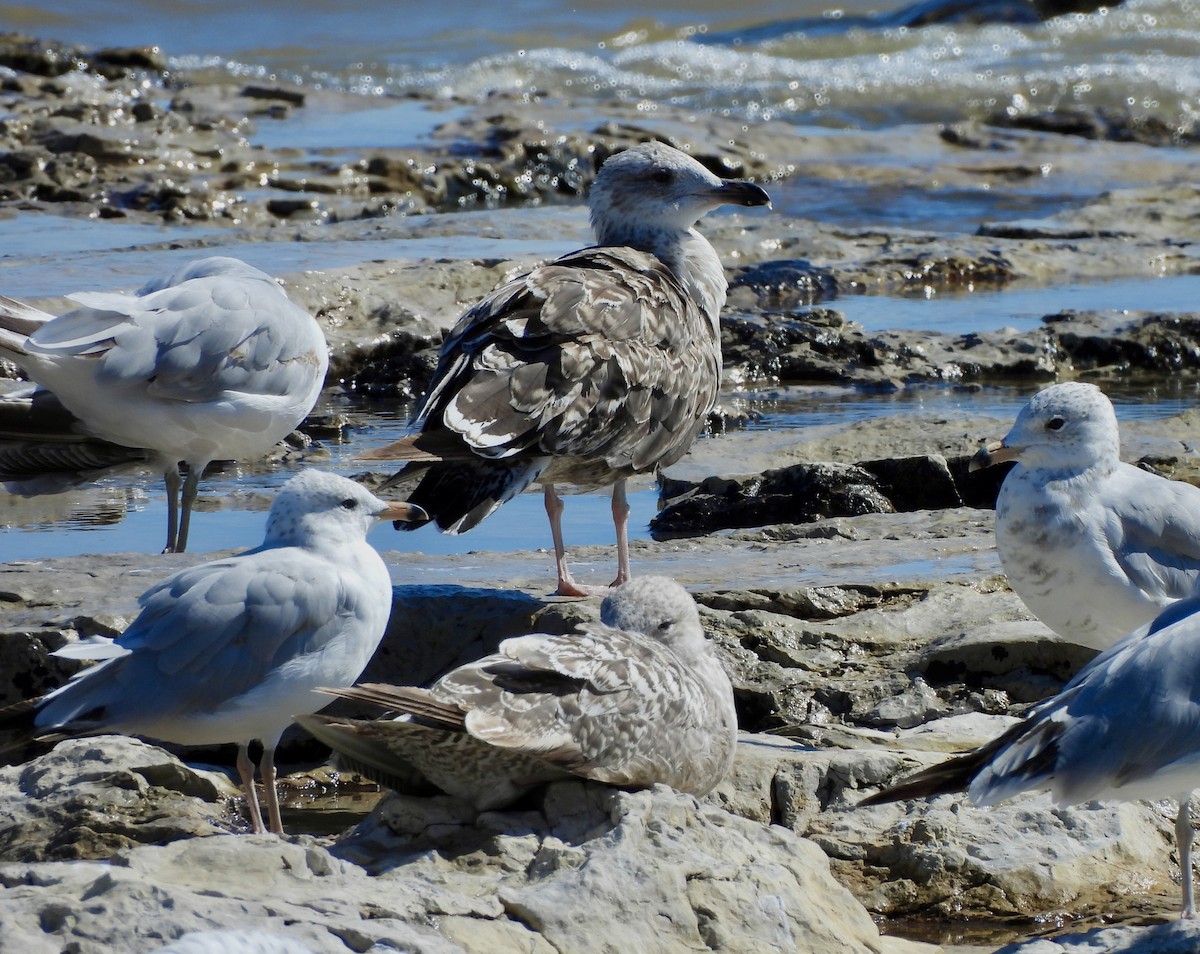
[293,713,439,795]
[858,729,1017,807]
[399,458,544,533]
[318,683,466,732]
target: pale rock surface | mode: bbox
[0,736,239,858]
[0,739,938,954]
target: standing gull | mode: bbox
[859,595,1200,917]
[971,381,1200,649]
[1,470,425,834]
[358,142,770,596]
[296,575,738,810]
[0,257,329,552]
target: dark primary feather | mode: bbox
[323,683,467,732]
[0,387,152,490]
[857,718,1062,806]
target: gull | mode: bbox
[971,381,1200,650]
[0,470,425,834]
[358,141,770,596]
[859,595,1200,918]
[0,257,329,552]
[296,575,738,810]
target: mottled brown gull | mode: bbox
[0,257,328,552]
[860,595,1200,918]
[0,470,425,834]
[358,141,770,595]
[296,575,738,810]
[971,381,1200,650]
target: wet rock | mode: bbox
[654,454,997,537]
[1047,311,1200,375]
[986,105,1196,147]
[995,921,1200,953]
[0,34,90,78]
[653,461,894,537]
[728,259,839,309]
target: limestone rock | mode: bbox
[0,736,239,860]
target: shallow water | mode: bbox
[4,376,1195,564]
[15,0,1200,138]
[3,0,1199,565]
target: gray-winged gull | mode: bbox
[1,470,425,834]
[0,257,329,552]
[296,575,738,810]
[971,381,1200,650]
[358,141,770,596]
[860,595,1200,917]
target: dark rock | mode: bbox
[985,105,1196,147]
[721,309,884,383]
[730,259,839,308]
[241,85,306,106]
[652,462,894,537]
[0,34,88,78]
[858,456,962,512]
[655,453,1010,537]
[93,46,167,73]
[1052,312,1200,373]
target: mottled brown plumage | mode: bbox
[360,142,770,595]
[297,576,738,810]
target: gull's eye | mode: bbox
[657,619,673,631]
[652,168,673,185]
[340,498,358,510]
[1046,418,1066,431]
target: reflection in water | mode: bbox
[4,378,1197,561]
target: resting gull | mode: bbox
[860,595,1200,917]
[0,470,424,834]
[971,381,1200,649]
[359,141,770,595]
[296,575,738,810]
[0,257,329,552]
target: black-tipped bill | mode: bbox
[382,500,428,524]
[968,440,1018,473]
[716,180,771,208]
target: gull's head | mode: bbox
[970,382,1120,476]
[264,470,426,548]
[601,575,706,654]
[588,141,770,247]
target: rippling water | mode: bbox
[17,0,1200,132]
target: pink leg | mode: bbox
[610,479,631,588]
[544,484,609,597]
[236,743,268,834]
[260,746,284,835]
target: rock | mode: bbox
[0,777,939,954]
[985,105,1195,147]
[814,771,1179,918]
[653,454,995,537]
[0,736,239,860]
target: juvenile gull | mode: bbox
[358,142,770,595]
[860,595,1200,917]
[296,575,738,810]
[971,381,1200,649]
[0,257,329,552]
[1,470,425,834]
